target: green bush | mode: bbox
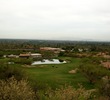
[59,59,64,62]
[79,63,110,84]
[97,76,110,98]
[0,64,26,80]
[11,58,32,65]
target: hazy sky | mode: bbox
[0,0,110,41]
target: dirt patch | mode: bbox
[22,65,45,68]
[69,68,78,74]
[97,52,110,58]
[101,62,110,69]
[22,65,36,68]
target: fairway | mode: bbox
[21,57,93,89]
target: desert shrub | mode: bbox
[58,51,65,56]
[0,77,36,100]
[33,57,43,61]
[11,58,32,65]
[39,85,96,100]
[41,51,56,59]
[97,76,110,99]
[79,64,110,84]
[59,59,64,62]
[0,64,26,80]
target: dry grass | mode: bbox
[39,85,96,100]
[0,77,36,100]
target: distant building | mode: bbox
[30,53,42,58]
[19,53,42,59]
[78,49,83,52]
[7,54,19,58]
[3,55,7,58]
[19,54,30,59]
[40,47,65,53]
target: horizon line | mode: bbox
[0,38,110,42]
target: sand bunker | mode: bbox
[69,68,78,74]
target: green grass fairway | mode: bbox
[21,57,94,89]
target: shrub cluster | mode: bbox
[11,58,33,65]
[39,85,95,100]
[0,77,36,100]
[0,64,26,80]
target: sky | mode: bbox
[0,0,110,41]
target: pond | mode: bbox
[31,59,66,65]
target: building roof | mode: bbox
[40,47,63,51]
[31,53,42,56]
[8,54,17,57]
[19,54,30,57]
